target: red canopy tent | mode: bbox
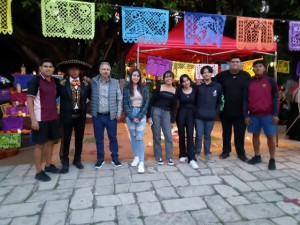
[126,20,278,64]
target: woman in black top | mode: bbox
[147,71,177,165]
[176,74,199,169]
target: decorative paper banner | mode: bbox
[242,58,263,77]
[0,0,12,34]
[122,6,169,44]
[195,64,218,79]
[172,62,196,80]
[221,64,229,71]
[289,21,300,51]
[184,12,226,47]
[146,56,172,77]
[277,60,290,74]
[236,17,274,50]
[41,0,95,39]
[296,62,300,76]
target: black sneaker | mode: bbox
[238,155,249,162]
[44,164,60,174]
[168,159,175,166]
[111,159,122,167]
[35,170,51,182]
[157,158,164,165]
[248,155,262,165]
[268,158,276,170]
[95,159,105,169]
[219,153,230,159]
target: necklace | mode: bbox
[182,87,192,98]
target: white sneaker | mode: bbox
[179,157,187,163]
[168,159,175,166]
[205,154,215,163]
[131,156,139,167]
[138,162,145,173]
[189,160,199,169]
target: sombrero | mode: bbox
[57,59,92,71]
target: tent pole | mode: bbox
[137,46,140,69]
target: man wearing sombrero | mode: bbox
[57,59,92,174]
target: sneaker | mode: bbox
[44,164,60,174]
[268,158,276,170]
[138,162,145,174]
[168,159,175,166]
[238,155,249,162]
[157,158,164,165]
[35,170,51,182]
[189,160,199,169]
[219,153,230,159]
[205,154,215,163]
[95,159,105,169]
[111,159,122,167]
[248,155,262,165]
[131,156,139,167]
[179,157,187,163]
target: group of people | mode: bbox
[27,55,279,182]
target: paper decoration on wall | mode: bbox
[289,21,300,51]
[221,64,229,71]
[41,0,95,39]
[195,64,218,79]
[146,56,172,77]
[236,17,274,50]
[184,12,226,47]
[277,60,290,74]
[296,62,300,77]
[242,58,263,77]
[122,6,169,44]
[172,62,196,80]
[0,0,12,34]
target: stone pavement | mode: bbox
[1,139,300,225]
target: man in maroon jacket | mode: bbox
[244,60,279,170]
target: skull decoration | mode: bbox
[46,1,59,16]
[78,5,90,19]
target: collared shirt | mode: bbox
[98,77,109,113]
[69,77,80,89]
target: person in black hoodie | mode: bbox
[195,65,223,162]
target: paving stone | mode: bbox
[217,161,236,167]
[211,168,232,175]
[262,180,286,189]
[132,172,166,182]
[277,188,300,199]
[75,178,95,188]
[189,175,222,186]
[236,203,285,220]
[69,208,93,225]
[156,165,178,172]
[234,162,261,172]
[59,169,79,180]
[276,201,300,214]
[0,165,14,173]
[268,170,290,178]
[144,212,196,225]
[140,202,163,216]
[94,185,114,195]
[114,169,132,184]
[253,171,273,180]
[27,189,73,203]
[0,218,11,225]
[155,186,179,200]
[136,191,158,203]
[0,177,36,186]
[164,171,189,187]
[282,169,300,181]
[176,164,200,176]
[279,176,298,183]
[2,184,35,204]
[227,167,257,182]
[0,172,8,182]
[0,196,4,203]
[10,215,39,225]
[93,207,116,223]
[257,190,284,202]
[283,162,300,169]
[38,174,59,191]
[115,183,130,193]
[118,193,135,205]
[204,195,241,222]
[200,168,213,175]
[214,184,240,198]
[246,181,269,191]
[162,197,206,213]
[152,180,171,189]
[70,187,93,210]
[95,169,113,177]
[40,212,67,225]
[94,222,116,225]
[116,204,140,220]
[44,199,69,213]
[225,219,275,225]
[129,181,153,192]
[177,185,215,197]
[117,218,144,225]
[272,216,298,225]
[0,185,13,196]
[78,170,96,178]
[221,175,252,192]
[6,165,31,178]
[190,209,220,224]
[286,182,300,192]
[96,194,121,207]
[243,192,266,203]
[226,196,250,205]
[57,179,76,189]
[95,176,114,187]
[0,202,43,218]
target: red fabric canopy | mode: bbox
[126,20,277,63]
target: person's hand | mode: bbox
[245,117,251,126]
[148,118,153,126]
[31,119,39,131]
[116,114,121,120]
[272,116,279,124]
[133,118,139,123]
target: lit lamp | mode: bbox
[270,62,274,67]
[32,70,36,75]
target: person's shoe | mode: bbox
[248,155,262,165]
[157,158,164,165]
[168,159,175,166]
[44,164,60,174]
[268,158,276,170]
[219,153,230,159]
[111,159,122,167]
[238,155,249,162]
[95,159,105,169]
[131,156,139,167]
[73,161,84,169]
[189,160,199,169]
[179,157,187,163]
[61,164,69,174]
[35,170,51,182]
[205,154,215,163]
[138,162,145,174]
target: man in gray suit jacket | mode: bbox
[90,62,123,168]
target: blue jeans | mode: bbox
[93,113,119,161]
[195,119,214,155]
[126,107,146,162]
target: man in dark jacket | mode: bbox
[57,60,92,174]
[244,60,279,170]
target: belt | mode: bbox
[97,112,110,116]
